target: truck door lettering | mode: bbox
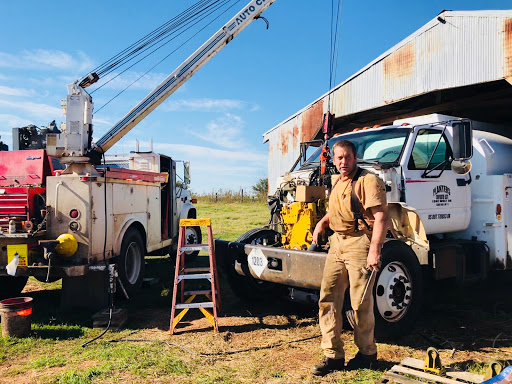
[432,185,452,206]
[428,213,451,220]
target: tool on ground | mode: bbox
[170,218,221,334]
[423,347,445,375]
[360,268,377,305]
[377,350,487,384]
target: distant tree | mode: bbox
[252,178,268,197]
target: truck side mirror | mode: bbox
[184,161,191,185]
[451,121,472,160]
[451,159,471,175]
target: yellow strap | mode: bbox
[172,295,196,329]
[199,308,216,328]
[180,218,211,227]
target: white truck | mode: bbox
[0,0,279,307]
[216,113,512,339]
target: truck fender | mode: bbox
[387,202,429,265]
[114,219,146,256]
[179,202,196,221]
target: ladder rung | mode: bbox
[175,302,214,309]
[183,267,210,273]
[180,244,209,252]
[177,273,211,281]
[180,218,211,227]
[184,289,212,296]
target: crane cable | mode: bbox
[327,0,343,113]
[79,0,237,89]
[93,0,243,114]
[320,0,343,179]
[95,0,224,79]
[85,0,217,79]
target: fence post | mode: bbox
[241,189,244,203]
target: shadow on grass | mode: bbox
[31,326,85,340]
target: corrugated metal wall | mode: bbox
[264,11,512,193]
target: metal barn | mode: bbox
[264,10,512,192]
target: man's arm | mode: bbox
[367,205,388,271]
[312,211,330,244]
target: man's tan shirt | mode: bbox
[328,168,387,234]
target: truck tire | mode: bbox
[118,228,145,294]
[225,228,287,301]
[373,241,423,341]
[0,276,29,300]
[184,225,202,262]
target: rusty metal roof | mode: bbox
[264,10,512,192]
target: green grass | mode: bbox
[195,200,269,241]
[0,201,509,383]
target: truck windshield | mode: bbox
[300,127,411,170]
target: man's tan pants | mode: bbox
[318,232,377,359]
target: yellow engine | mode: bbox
[280,199,327,250]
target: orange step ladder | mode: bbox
[170,218,221,334]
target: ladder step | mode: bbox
[180,218,211,227]
[175,302,214,309]
[180,244,209,252]
[177,273,211,281]
[184,289,212,296]
[183,267,210,273]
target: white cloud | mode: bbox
[129,141,266,164]
[0,50,94,72]
[164,98,259,112]
[0,114,35,129]
[0,85,37,97]
[106,139,268,194]
[0,99,61,121]
[190,113,246,149]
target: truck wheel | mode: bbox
[0,276,29,300]
[183,226,202,262]
[225,228,287,301]
[118,228,145,294]
[373,241,423,341]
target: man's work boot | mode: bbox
[311,357,345,376]
[346,352,377,370]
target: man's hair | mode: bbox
[332,140,357,157]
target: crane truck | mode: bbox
[216,113,512,340]
[0,0,278,307]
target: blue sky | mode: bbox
[1,0,511,193]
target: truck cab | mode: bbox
[217,113,512,340]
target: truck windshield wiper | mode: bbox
[358,159,380,165]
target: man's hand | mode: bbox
[312,212,330,244]
[367,246,382,271]
[367,206,388,271]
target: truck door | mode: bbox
[402,127,471,234]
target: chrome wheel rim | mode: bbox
[374,261,412,322]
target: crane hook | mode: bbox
[255,15,269,29]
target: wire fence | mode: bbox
[192,189,266,203]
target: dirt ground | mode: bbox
[12,258,512,383]
[113,264,512,383]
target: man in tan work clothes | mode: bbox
[311,140,388,376]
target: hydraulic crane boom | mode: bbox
[46,0,277,163]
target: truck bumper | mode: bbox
[0,265,90,278]
[215,239,326,290]
[0,232,91,278]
